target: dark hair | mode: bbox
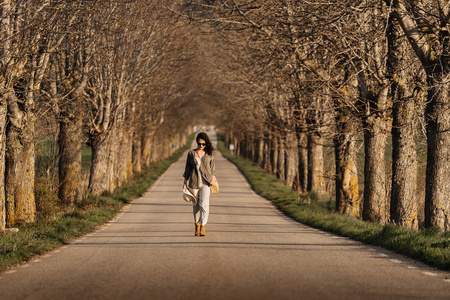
[196,132,214,156]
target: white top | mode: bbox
[195,157,201,168]
[195,157,208,188]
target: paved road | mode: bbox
[0,132,449,299]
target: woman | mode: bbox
[183,132,216,236]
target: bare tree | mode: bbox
[44,3,95,205]
[387,9,423,230]
[390,0,450,230]
[1,1,76,226]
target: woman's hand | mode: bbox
[183,183,187,190]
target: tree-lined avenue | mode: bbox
[0,131,448,299]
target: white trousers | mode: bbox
[193,184,210,225]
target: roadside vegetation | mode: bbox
[217,138,450,270]
[0,134,194,273]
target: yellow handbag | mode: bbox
[211,175,219,195]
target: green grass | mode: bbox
[82,147,92,171]
[0,133,195,272]
[217,136,450,270]
[36,138,93,174]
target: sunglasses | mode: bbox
[197,143,206,146]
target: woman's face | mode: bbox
[197,139,206,150]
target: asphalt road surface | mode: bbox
[0,132,449,299]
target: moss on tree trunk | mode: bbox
[58,114,82,205]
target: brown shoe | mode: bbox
[200,225,206,236]
[195,224,201,236]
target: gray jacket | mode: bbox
[183,149,216,189]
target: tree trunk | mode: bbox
[257,137,264,167]
[285,131,298,187]
[335,120,360,217]
[277,136,285,181]
[386,11,418,229]
[362,117,389,224]
[58,114,82,205]
[307,133,325,193]
[0,0,11,231]
[88,132,115,195]
[237,139,242,156]
[5,106,36,226]
[297,130,308,193]
[133,131,142,174]
[391,94,418,229]
[0,99,6,230]
[389,0,450,231]
[250,137,256,161]
[263,135,272,172]
[240,139,247,158]
[235,139,240,156]
[142,130,155,168]
[225,132,231,147]
[241,139,247,158]
[114,118,133,187]
[425,76,450,231]
[271,136,278,174]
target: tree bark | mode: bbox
[271,136,278,175]
[88,132,115,195]
[52,44,90,206]
[250,137,256,161]
[297,130,308,193]
[391,95,418,229]
[285,130,298,187]
[307,133,325,193]
[425,77,450,231]
[141,130,155,168]
[234,138,239,156]
[5,92,36,226]
[385,10,419,229]
[114,110,133,188]
[277,136,285,181]
[257,137,264,167]
[58,114,82,205]
[362,116,389,224]
[133,131,142,174]
[390,0,450,231]
[335,119,360,217]
[263,134,272,172]
[0,98,6,230]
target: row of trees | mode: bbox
[3,0,448,233]
[0,1,202,230]
[186,0,450,231]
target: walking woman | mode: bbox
[183,132,216,236]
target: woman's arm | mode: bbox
[183,152,192,189]
[210,155,216,184]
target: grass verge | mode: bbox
[217,137,450,270]
[0,133,194,272]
